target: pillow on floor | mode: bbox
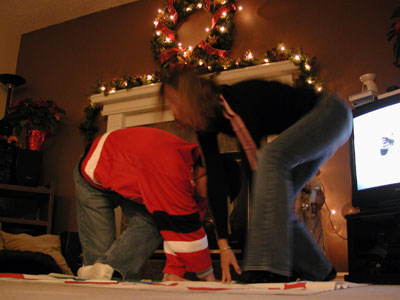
[0,231,73,275]
[0,249,62,274]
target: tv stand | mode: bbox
[345,207,400,284]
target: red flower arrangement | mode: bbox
[4,98,66,137]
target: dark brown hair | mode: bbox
[159,69,220,130]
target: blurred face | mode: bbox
[164,84,196,129]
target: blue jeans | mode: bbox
[74,166,163,280]
[243,94,353,280]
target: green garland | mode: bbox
[79,103,102,144]
[89,44,323,97]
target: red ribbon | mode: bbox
[198,40,229,59]
[211,4,236,29]
[205,0,212,11]
[159,48,182,63]
[167,0,178,23]
[155,22,176,40]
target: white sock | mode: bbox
[77,263,114,280]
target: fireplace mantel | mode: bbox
[90,60,298,131]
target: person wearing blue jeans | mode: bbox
[74,166,162,280]
[244,93,352,282]
[74,127,218,282]
[160,69,353,283]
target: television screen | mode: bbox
[350,91,400,211]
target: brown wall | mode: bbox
[14,0,400,272]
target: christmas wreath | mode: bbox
[151,0,238,73]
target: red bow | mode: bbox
[198,40,229,59]
[211,4,236,29]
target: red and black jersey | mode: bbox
[80,126,212,277]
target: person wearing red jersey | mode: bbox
[74,126,215,281]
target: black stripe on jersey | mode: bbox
[152,211,202,233]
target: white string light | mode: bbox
[246,50,254,59]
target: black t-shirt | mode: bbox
[197,79,319,238]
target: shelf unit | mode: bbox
[0,182,54,234]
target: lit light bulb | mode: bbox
[165,37,171,43]
[170,15,175,20]
[246,51,254,59]
[178,42,182,47]
[154,20,158,27]
[183,51,188,57]
[220,26,226,32]
[331,209,337,215]
[317,86,323,92]
[280,45,286,51]
[158,8,162,13]
[222,12,227,17]
[100,86,106,91]
[197,3,202,9]
[294,55,300,61]
[123,81,128,87]
[110,88,116,94]
[147,75,153,80]
[199,60,204,66]
[156,31,161,36]
[208,66,212,70]
[186,7,192,12]
[205,27,210,32]
[305,64,311,70]
[264,58,269,63]
[188,46,193,51]
[238,6,243,11]
[307,79,313,84]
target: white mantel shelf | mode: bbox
[90,60,299,131]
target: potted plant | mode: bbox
[3,98,66,151]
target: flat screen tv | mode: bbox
[350,90,400,211]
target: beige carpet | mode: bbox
[1,273,399,300]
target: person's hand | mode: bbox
[162,274,188,282]
[218,239,242,283]
[199,272,217,282]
